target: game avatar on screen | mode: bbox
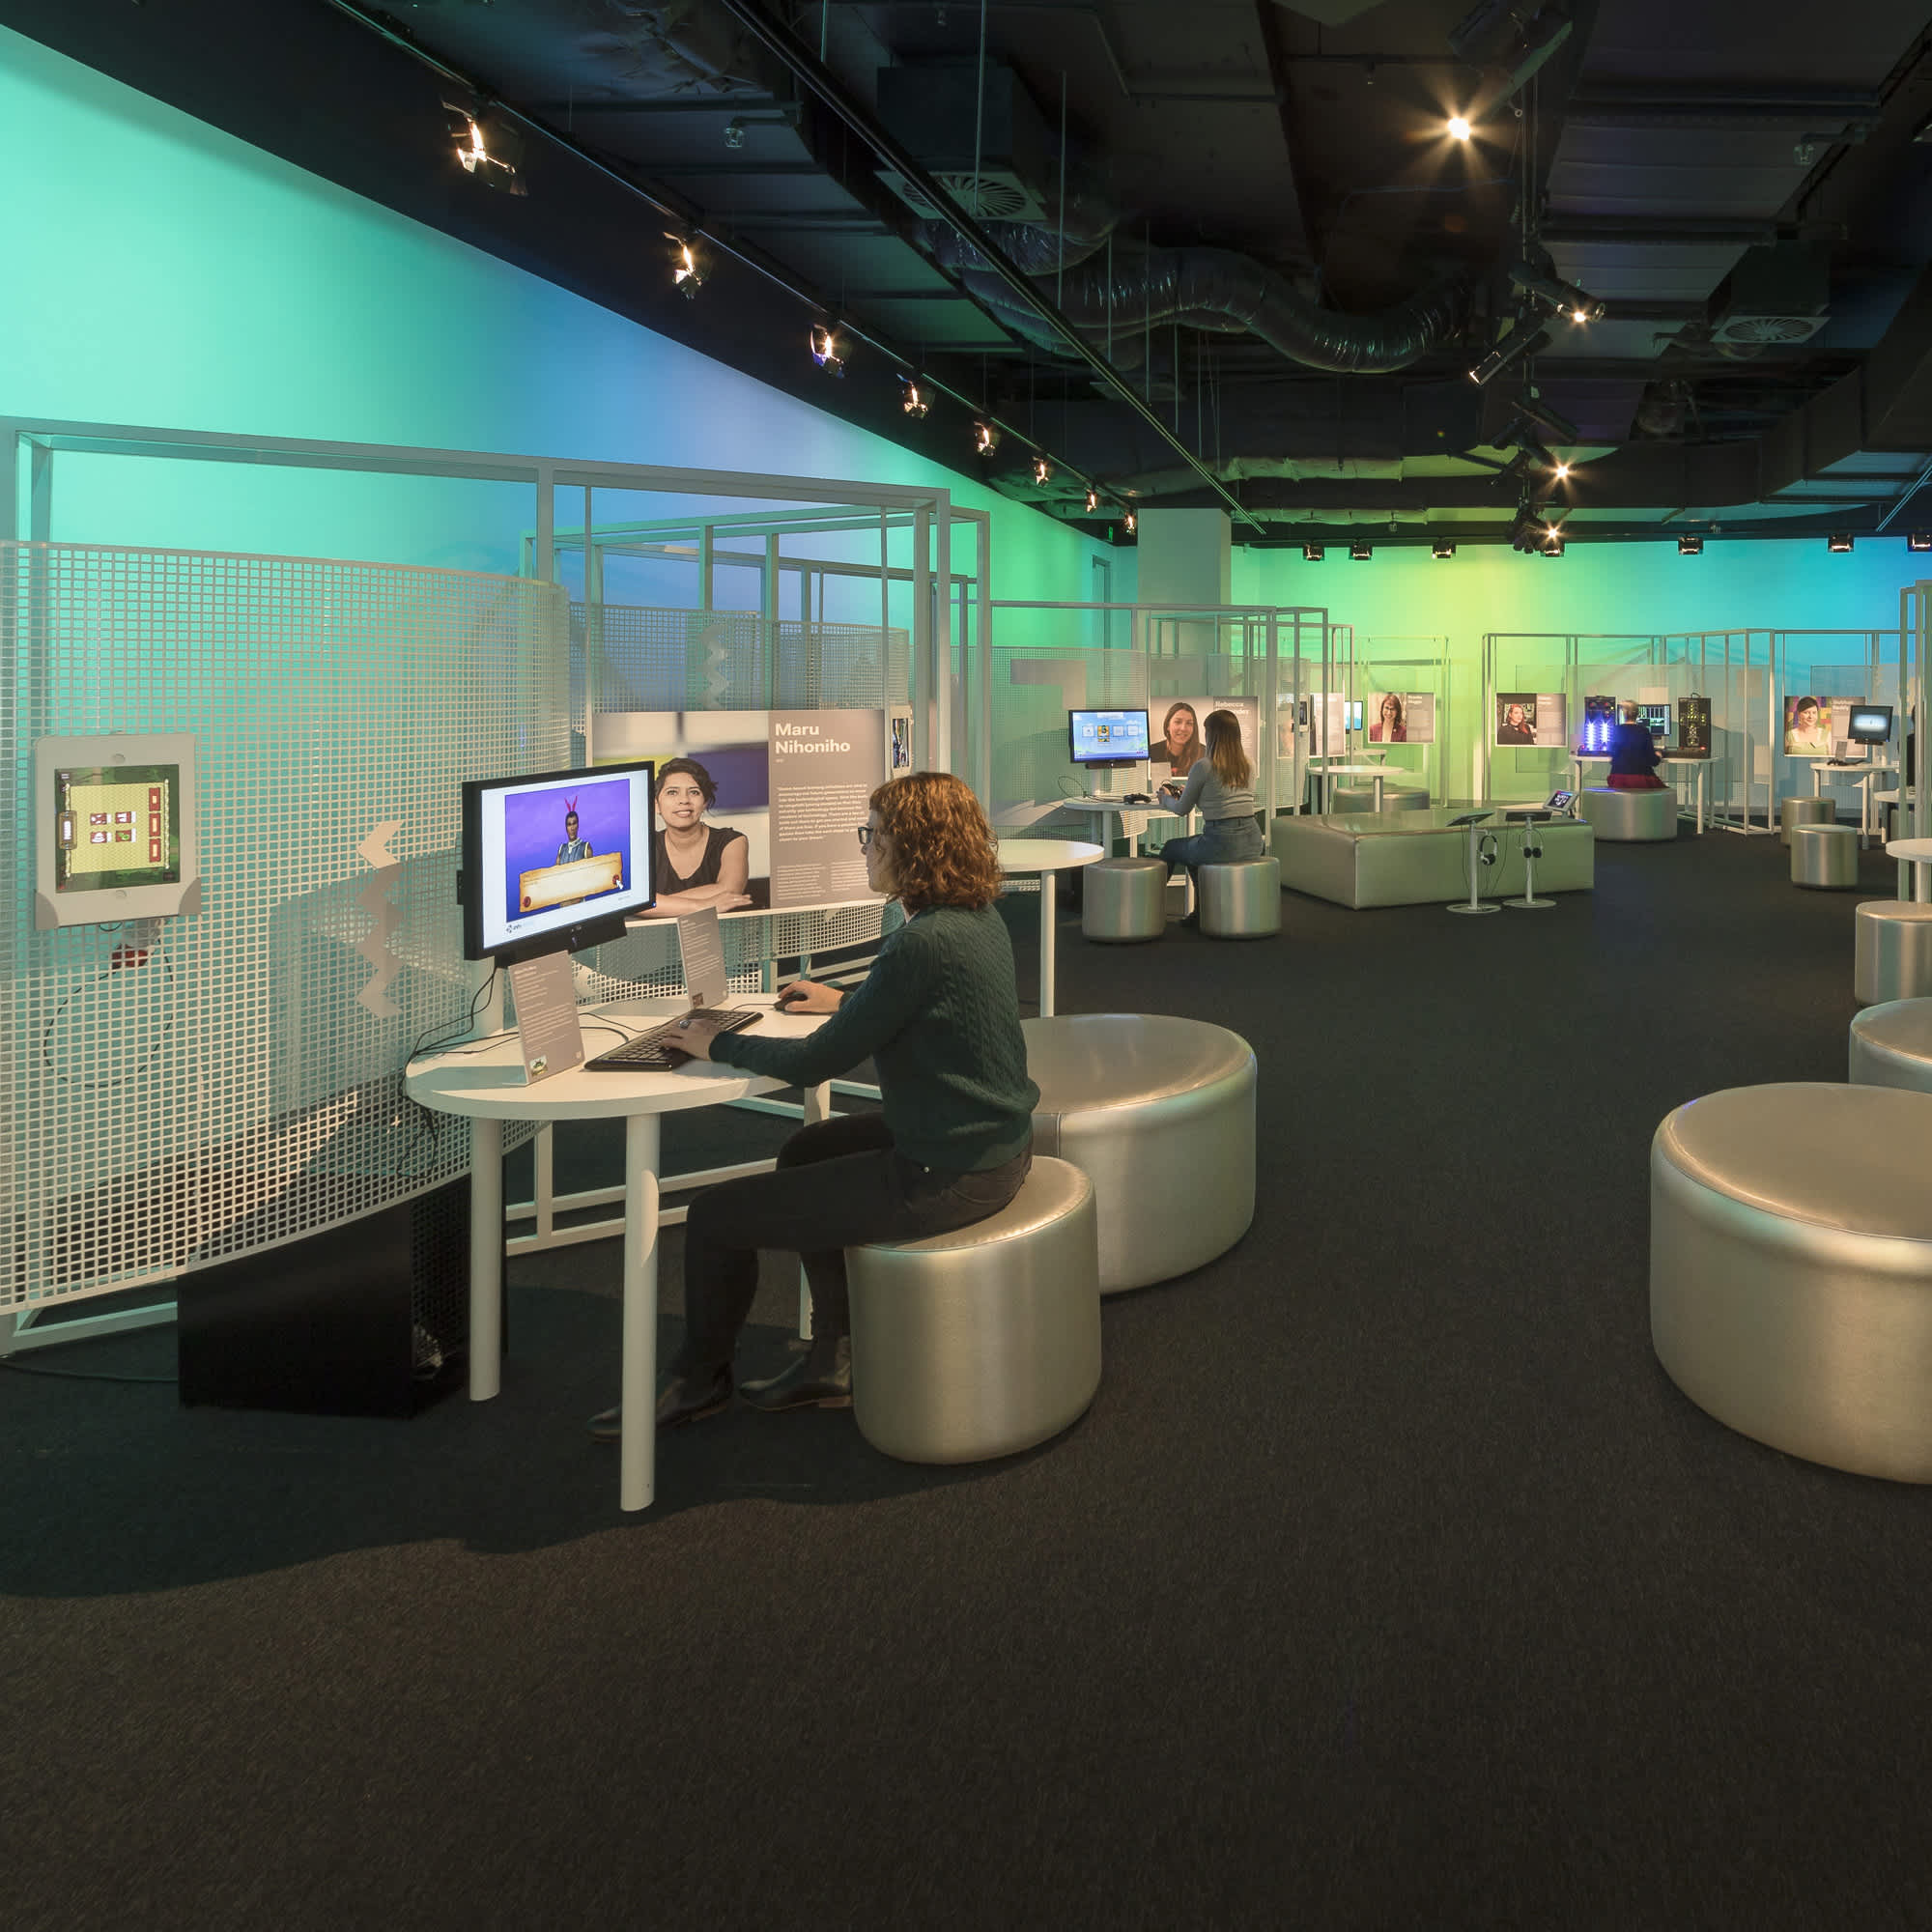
[52,764,181,894]
[502,779,631,925]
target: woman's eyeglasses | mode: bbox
[856,825,874,851]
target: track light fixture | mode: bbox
[1447,114,1473,140]
[1509,261,1606,324]
[810,322,845,377]
[900,379,929,418]
[1511,395,1580,444]
[1910,532,1932,553]
[1123,508,1137,534]
[1678,535,1703,555]
[1033,455,1052,486]
[441,99,526,194]
[974,420,999,456]
[1469,321,1551,385]
[1302,543,1325,561]
[1433,541,1457,558]
[1828,532,1855,553]
[1085,488,1099,514]
[1350,540,1373,560]
[1508,498,1549,554]
[666,233,704,298]
[1541,532,1566,555]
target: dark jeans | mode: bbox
[1162,813,1265,879]
[677,1111,1032,1377]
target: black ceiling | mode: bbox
[14,0,1932,545]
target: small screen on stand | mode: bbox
[1637,703,1670,739]
[461,759,657,961]
[1069,709,1151,766]
[1848,705,1893,745]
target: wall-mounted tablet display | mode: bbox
[1070,708,1151,767]
[1494,692,1567,749]
[36,732,201,930]
[1848,703,1893,745]
[1783,694,1833,757]
[462,759,656,962]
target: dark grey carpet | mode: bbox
[6,831,1929,1930]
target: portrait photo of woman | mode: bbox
[1784,695,1832,755]
[1155,700,1204,776]
[1496,698,1536,746]
[647,756,753,914]
[1369,693,1406,744]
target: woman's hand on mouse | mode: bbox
[776,979,843,1014]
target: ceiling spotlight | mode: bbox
[1447,114,1473,141]
[1033,455,1053,486]
[666,233,704,298]
[1433,540,1457,558]
[1302,543,1325,561]
[441,99,526,195]
[1509,262,1606,324]
[900,379,930,418]
[1350,540,1373,560]
[1511,396,1580,443]
[1909,531,1932,552]
[1552,461,1572,481]
[1678,535,1704,555]
[974,420,999,456]
[1123,508,1137,534]
[810,323,845,377]
[1469,322,1551,385]
[1542,533,1566,555]
[1508,499,1548,553]
[1084,488,1099,514]
[1828,532,1855,553]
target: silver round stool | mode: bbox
[1779,795,1835,844]
[1329,783,1429,813]
[1578,786,1676,842]
[846,1156,1101,1464]
[1198,856,1282,937]
[1854,900,1932,1005]
[1791,822,1859,888]
[1650,1083,1932,1481]
[1081,856,1166,943]
[1025,1013,1256,1293]
[1850,998,1932,1093]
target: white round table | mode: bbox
[1887,836,1932,903]
[1057,795,1160,857]
[1317,762,1401,812]
[407,992,828,1513]
[997,838,1103,1018]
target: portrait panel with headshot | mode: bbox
[1783,695,1833,757]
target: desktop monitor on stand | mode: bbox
[1069,709,1151,791]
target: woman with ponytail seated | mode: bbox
[1153,707,1264,920]
[1607,700,1666,791]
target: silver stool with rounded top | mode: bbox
[1650,1082,1932,1481]
[847,1156,1100,1464]
[1855,901,1932,1005]
[1198,856,1282,937]
[1779,794,1835,844]
[1850,998,1932,1093]
[1577,786,1676,842]
[1081,856,1167,944]
[1025,1013,1256,1294]
[1329,783,1430,813]
[1791,822,1859,888]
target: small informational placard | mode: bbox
[767,709,887,907]
[1676,696,1713,758]
[508,949,585,1084]
[676,904,727,1009]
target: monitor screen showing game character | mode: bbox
[1069,709,1151,766]
[463,760,656,961]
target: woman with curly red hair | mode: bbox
[590,771,1038,1435]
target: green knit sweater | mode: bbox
[710,904,1038,1171]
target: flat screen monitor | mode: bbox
[1848,704,1893,745]
[461,759,656,962]
[1637,703,1670,740]
[1068,709,1151,767]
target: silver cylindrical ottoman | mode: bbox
[1577,786,1676,841]
[1651,1082,1932,1481]
[847,1156,1100,1464]
[1849,997,1932,1093]
[1791,822,1858,888]
[1779,794,1835,844]
[1026,1013,1257,1293]
[1854,901,1932,1004]
[1198,856,1282,937]
[1081,856,1166,943]
[1330,783,1429,813]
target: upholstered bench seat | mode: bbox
[1849,998,1932,1093]
[1270,809,1595,910]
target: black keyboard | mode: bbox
[585,1008,762,1072]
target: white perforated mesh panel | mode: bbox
[1,542,568,1310]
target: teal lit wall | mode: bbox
[0,23,1115,600]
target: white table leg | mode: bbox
[468,1116,503,1402]
[798,1080,831,1338]
[1037,867,1059,1018]
[1372,773,1386,811]
[619,1112,663,1513]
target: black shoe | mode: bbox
[587,1366,733,1442]
[740,1337,852,1412]
[1179,911,1200,928]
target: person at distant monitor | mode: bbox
[1496,701,1536,746]
[554,805,592,866]
[1155,700,1204,776]
[1786,695,1831,754]
[646,757,752,914]
[589,772,1037,1437]
[1607,699,1666,791]
[1154,707,1264,919]
[1370,693,1406,744]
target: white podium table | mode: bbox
[1058,795,1160,857]
[406,993,828,1513]
[1887,837,1932,903]
[996,838,1103,1018]
[1811,760,1900,845]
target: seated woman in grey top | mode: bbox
[1155,707,1264,907]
